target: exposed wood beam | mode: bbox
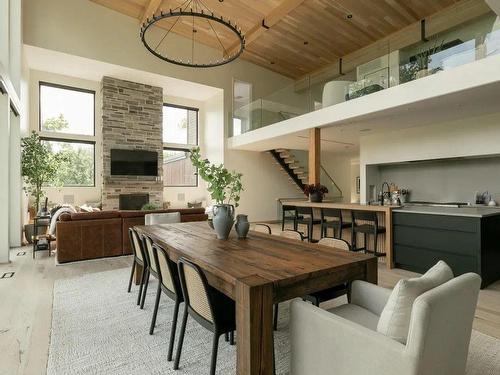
[140,0,162,24]
[294,0,491,91]
[308,128,321,185]
[225,0,306,57]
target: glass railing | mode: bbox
[232,11,500,136]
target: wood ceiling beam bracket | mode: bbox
[262,19,270,30]
[421,19,429,42]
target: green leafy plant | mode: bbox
[141,202,160,210]
[190,147,243,207]
[21,131,63,211]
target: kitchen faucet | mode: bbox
[379,181,391,205]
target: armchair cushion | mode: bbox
[327,303,379,330]
[377,260,453,344]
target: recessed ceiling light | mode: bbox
[270,61,275,65]
[304,41,309,45]
[346,14,353,19]
[360,128,371,132]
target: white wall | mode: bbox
[359,111,500,202]
[0,93,11,261]
[9,110,22,247]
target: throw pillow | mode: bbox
[377,261,454,344]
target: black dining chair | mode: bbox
[320,208,351,239]
[295,206,321,242]
[282,205,301,231]
[351,210,386,257]
[174,258,236,375]
[127,228,147,306]
[150,242,184,361]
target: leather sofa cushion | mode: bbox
[59,213,72,221]
[70,211,121,221]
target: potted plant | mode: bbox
[190,147,243,240]
[304,183,328,203]
[21,131,62,242]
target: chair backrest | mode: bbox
[296,206,313,216]
[318,237,350,251]
[254,223,272,234]
[321,208,342,221]
[141,234,158,273]
[178,257,214,324]
[145,212,181,226]
[152,243,177,294]
[352,210,377,225]
[128,228,144,261]
[280,230,303,241]
[282,205,296,213]
[406,273,481,375]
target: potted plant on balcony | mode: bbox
[190,147,243,240]
[304,183,329,203]
[21,131,62,243]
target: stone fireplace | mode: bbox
[101,76,163,210]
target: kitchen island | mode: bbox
[393,206,500,288]
[283,200,401,269]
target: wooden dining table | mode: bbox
[135,222,378,375]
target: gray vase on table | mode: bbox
[212,204,235,240]
[235,214,250,239]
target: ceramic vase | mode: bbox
[212,204,235,240]
[235,214,250,239]
[309,192,323,203]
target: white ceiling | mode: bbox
[24,45,222,101]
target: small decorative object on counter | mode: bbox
[235,214,250,239]
[304,183,329,203]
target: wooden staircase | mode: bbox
[269,149,308,192]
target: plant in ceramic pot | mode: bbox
[304,183,328,203]
[190,147,243,240]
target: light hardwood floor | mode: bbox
[1,229,499,375]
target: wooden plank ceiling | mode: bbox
[90,0,463,78]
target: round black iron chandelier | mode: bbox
[140,0,245,68]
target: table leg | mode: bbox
[366,257,378,284]
[236,276,274,375]
[134,264,143,285]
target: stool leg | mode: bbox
[374,229,378,256]
[363,233,367,253]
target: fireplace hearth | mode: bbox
[119,194,149,210]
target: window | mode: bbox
[163,149,197,187]
[42,140,95,187]
[39,82,96,187]
[232,80,252,136]
[162,104,198,145]
[40,83,94,136]
[162,104,199,187]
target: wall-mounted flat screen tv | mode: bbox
[110,149,158,176]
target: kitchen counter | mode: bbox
[394,205,500,217]
[282,200,401,269]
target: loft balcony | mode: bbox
[229,11,500,152]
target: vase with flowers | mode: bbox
[304,183,328,203]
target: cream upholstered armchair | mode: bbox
[290,273,481,375]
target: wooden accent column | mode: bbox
[308,128,321,184]
[236,275,274,375]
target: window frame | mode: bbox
[162,103,199,148]
[40,137,97,188]
[38,81,96,137]
[38,81,97,188]
[162,103,199,188]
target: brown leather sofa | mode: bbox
[56,208,207,263]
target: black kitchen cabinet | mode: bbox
[393,211,500,288]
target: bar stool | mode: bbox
[351,210,386,257]
[320,208,351,239]
[282,205,301,231]
[295,206,321,242]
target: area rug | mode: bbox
[47,268,500,375]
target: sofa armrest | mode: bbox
[290,300,413,375]
[350,279,392,316]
